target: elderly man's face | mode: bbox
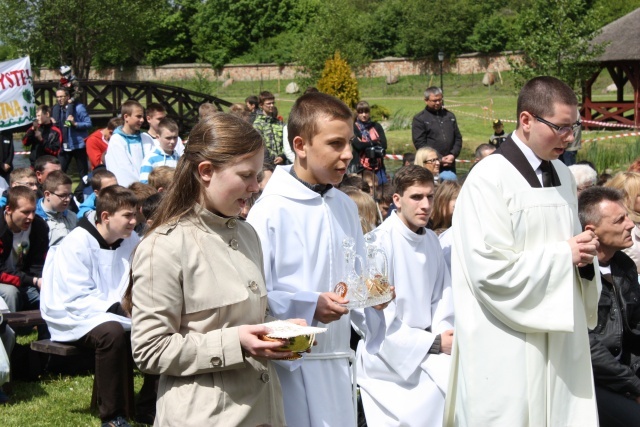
[592,200,634,253]
[425,94,443,110]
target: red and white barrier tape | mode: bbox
[581,119,639,129]
[582,132,640,144]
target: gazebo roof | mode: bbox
[591,8,640,62]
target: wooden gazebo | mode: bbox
[583,8,640,129]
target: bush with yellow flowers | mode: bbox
[317,51,359,109]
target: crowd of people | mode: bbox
[0,72,638,427]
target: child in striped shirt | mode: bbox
[139,118,180,184]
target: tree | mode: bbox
[317,52,360,108]
[192,0,306,68]
[295,0,369,85]
[0,0,158,78]
[510,0,604,91]
[142,0,199,66]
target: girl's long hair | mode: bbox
[122,113,264,314]
[146,112,264,235]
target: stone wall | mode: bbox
[35,52,523,82]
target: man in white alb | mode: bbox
[445,76,601,426]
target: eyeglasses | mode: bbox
[15,181,37,187]
[423,159,440,164]
[51,192,72,200]
[531,113,581,138]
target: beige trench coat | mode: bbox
[131,207,285,426]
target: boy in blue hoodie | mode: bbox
[35,171,77,246]
[105,100,154,187]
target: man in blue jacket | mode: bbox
[51,88,92,181]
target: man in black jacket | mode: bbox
[579,186,640,426]
[0,186,48,313]
[411,86,462,173]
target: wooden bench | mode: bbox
[3,310,46,329]
[30,339,134,419]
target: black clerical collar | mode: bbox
[289,167,333,196]
[78,216,123,250]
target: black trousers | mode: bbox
[71,321,156,422]
[59,147,89,180]
[595,385,640,427]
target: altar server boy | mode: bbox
[248,92,390,427]
[357,165,454,427]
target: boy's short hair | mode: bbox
[288,92,353,149]
[43,170,72,193]
[128,182,157,206]
[121,100,144,117]
[402,152,416,165]
[393,165,434,196]
[91,169,117,192]
[376,183,394,204]
[148,166,175,191]
[95,185,138,224]
[36,104,50,114]
[146,103,166,117]
[157,117,179,135]
[259,91,275,105]
[10,168,36,186]
[340,174,370,194]
[7,186,36,210]
[199,102,218,118]
[34,155,61,173]
[245,95,259,108]
[142,192,164,221]
[107,116,124,131]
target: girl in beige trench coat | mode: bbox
[128,113,303,426]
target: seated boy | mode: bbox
[147,166,174,193]
[35,171,77,246]
[144,103,184,156]
[77,169,118,221]
[139,118,180,184]
[86,117,123,170]
[41,185,155,426]
[127,182,157,236]
[0,168,38,209]
[0,187,48,313]
[247,92,390,427]
[105,100,154,187]
[34,155,62,198]
[357,165,454,426]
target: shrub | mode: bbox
[317,52,360,108]
[370,104,391,122]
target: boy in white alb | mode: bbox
[40,185,155,426]
[357,165,454,427]
[139,118,180,184]
[248,93,390,427]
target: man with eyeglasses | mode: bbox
[445,76,600,426]
[412,86,462,174]
[35,170,77,246]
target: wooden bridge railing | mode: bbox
[34,80,232,132]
